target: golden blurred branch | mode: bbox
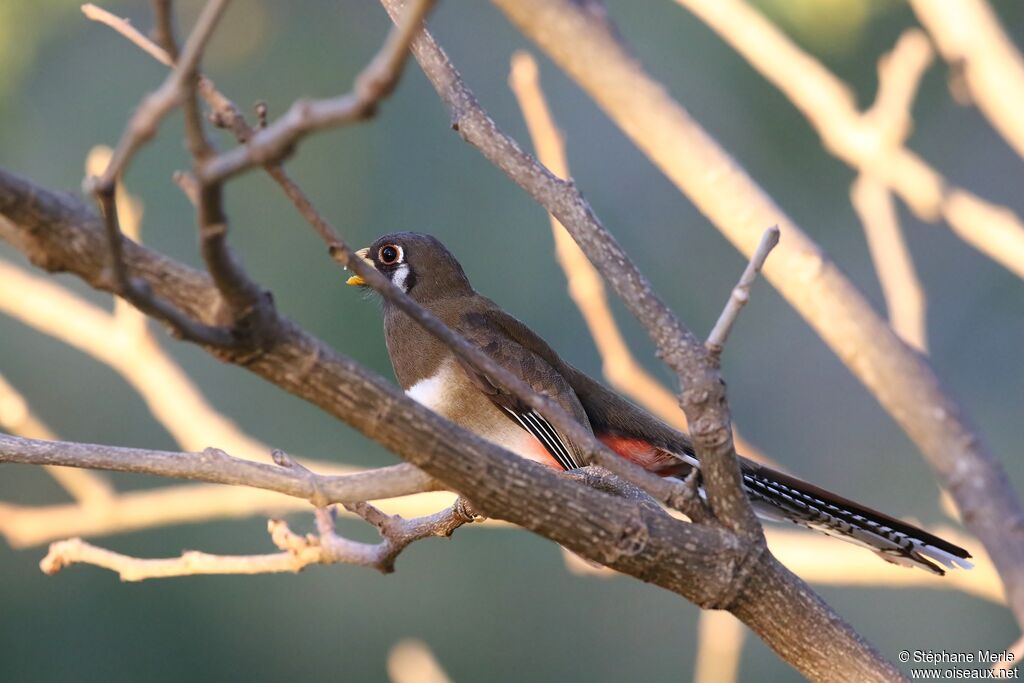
[672,0,1024,280]
[910,0,1024,161]
[851,177,927,353]
[388,639,454,683]
[846,31,932,354]
[694,611,746,683]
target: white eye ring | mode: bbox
[378,244,403,265]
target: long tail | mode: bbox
[740,462,973,575]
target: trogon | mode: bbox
[346,232,972,575]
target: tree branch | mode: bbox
[705,226,780,354]
[0,434,439,506]
[196,0,437,183]
[909,0,1024,162]
[39,499,477,581]
[851,176,928,352]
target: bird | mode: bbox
[346,231,973,575]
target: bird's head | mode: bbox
[345,232,473,301]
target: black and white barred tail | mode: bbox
[739,462,973,575]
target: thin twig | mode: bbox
[40,497,474,581]
[39,498,477,581]
[82,3,173,67]
[85,0,238,347]
[87,0,231,190]
[706,226,780,353]
[197,0,437,183]
[0,484,467,549]
[849,32,931,353]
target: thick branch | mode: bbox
[490,0,1024,635]
[40,499,476,581]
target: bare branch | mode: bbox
[39,499,476,581]
[851,176,928,352]
[197,0,437,183]
[864,30,934,144]
[41,537,310,581]
[87,0,230,190]
[705,226,780,353]
[849,32,931,354]
[150,0,179,62]
[671,0,1024,280]
[0,484,464,549]
[910,0,1024,161]
[84,0,238,347]
[337,498,477,573]
[0,433,439,506]
[81,3,174,67]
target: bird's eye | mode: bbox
[379,244,401,265]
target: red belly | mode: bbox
[598,434,691,477]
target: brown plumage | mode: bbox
[349,232,973,575]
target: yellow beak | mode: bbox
[345,248,373,286]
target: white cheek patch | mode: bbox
[392,263,411,292]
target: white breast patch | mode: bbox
[404,360,550,465]
[405,367,449,410]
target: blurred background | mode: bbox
[1,1,1022,681]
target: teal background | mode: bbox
[1,1,1021,681]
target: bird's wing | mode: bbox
[455,308,593,470]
